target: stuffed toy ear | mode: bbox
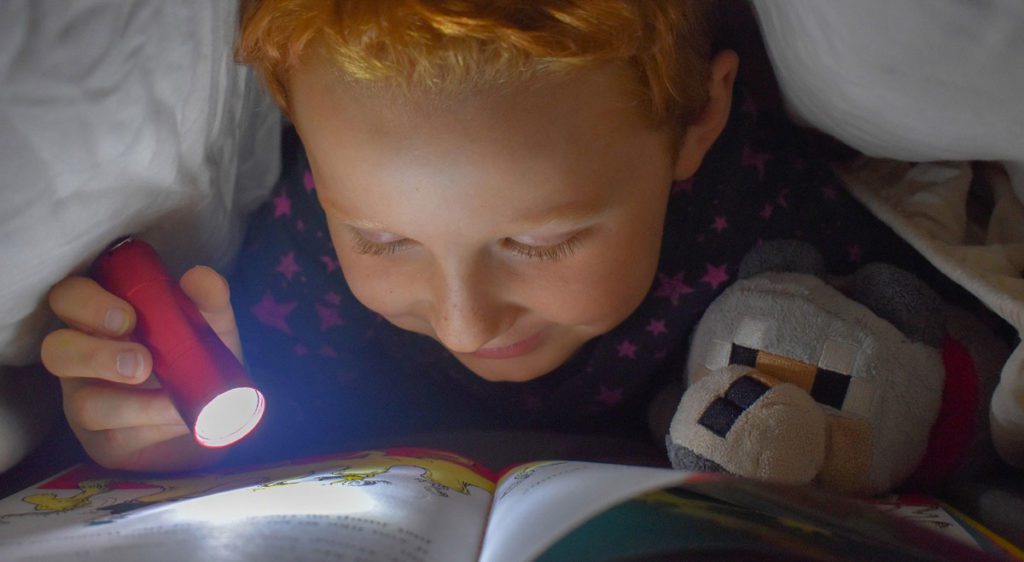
[852,263,946,347]
[737,239,826,279]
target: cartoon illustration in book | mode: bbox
[639,488,838,543]
[0,449,496,528]
[494,461,568,501]
[256,449,497,497]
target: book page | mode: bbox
[0,449,496,562]
[478,461,698,562]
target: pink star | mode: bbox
[654,272,694,306]
[296,219,305,232]
[524,395,543,410]
[711,215,728,233]
[316,304,343,331]
[318,345,337,358]
[293,344,308,356]
[303,169,316,192]
[759,203,774,220]
[251,291,297,335]
[616,340,638,359]
[273,193,292,218]
[742,146,771,179]
[596,385,624,406]
[323,292,342,306]
[776,188,790,209]
[320,255,339,272]
[646,319,668,336]
[848,244,863,263]
[700,263,731,290]
[672,178,694,195]
[821,185,838,200]
[275,251,301,281]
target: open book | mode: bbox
[0,448,1018,562]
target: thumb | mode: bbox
[179,266,244,362]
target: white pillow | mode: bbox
[0,0,281,366]
[750,1,1024,199]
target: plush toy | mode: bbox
[666,240,1008,496]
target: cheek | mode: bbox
[330,235,415,320]
[525,236,660,328]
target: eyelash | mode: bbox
[502,236,582,261]
[350,232,582,261]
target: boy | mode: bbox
[42,1,928,471]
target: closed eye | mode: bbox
[502,234,582,261]
[349,227,411,256]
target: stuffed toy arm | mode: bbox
[666,240,1007,496]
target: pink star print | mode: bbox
[293,344,309,356]
[320,255,339,272]
[848,244,863,263]
[276,251,301,281]
[700,263,730,290]
[303,169,316,192]
[596,385,624,406]
[251,291,297,335]
[654,272,694,306]
[273,193,292,218]
[776,188,790,209]
[316,303,343,331]
[645,319,668,336]
[616,340,638,359]
[821,185,838,200]
[323,292,342,306]
[318,345,337,358]
[759,203,774,220]
[741,146,771,179]
[711,215,728,233]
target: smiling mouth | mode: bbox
[470,331,545,359]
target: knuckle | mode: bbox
[64,385,104,431]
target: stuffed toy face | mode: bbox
[666,240,991,496]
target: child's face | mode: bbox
[291,63,688,383]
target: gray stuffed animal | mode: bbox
[666,240,1007,495]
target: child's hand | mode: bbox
[41,266,242,472]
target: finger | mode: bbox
[75,425,222,472]
[42,329,151,383]
[61,378,185,431]
[48,276,135,337]
[179,266,243,361]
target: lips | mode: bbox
[470,330,545,359]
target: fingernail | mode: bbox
[105,308,129,334]
[116,351,142,379]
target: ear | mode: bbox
[673,50,740,181]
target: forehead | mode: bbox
[289,59,674,229]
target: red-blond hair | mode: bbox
[236,0,716,131]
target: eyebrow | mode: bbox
[337,199,608,233]
[511,199,610,230]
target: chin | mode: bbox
[453,346,579,383]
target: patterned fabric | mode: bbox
[226,84,941,464]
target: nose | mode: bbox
[428,261,512,354]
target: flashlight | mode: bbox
[92,238,265,448]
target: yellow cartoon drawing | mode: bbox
[257,450,496,496]
[22,479,112,513]
[2,449,495,527]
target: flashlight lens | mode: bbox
[194,387,266,448]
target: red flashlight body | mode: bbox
[92,238,263,447]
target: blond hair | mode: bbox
[237,0,716,130]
